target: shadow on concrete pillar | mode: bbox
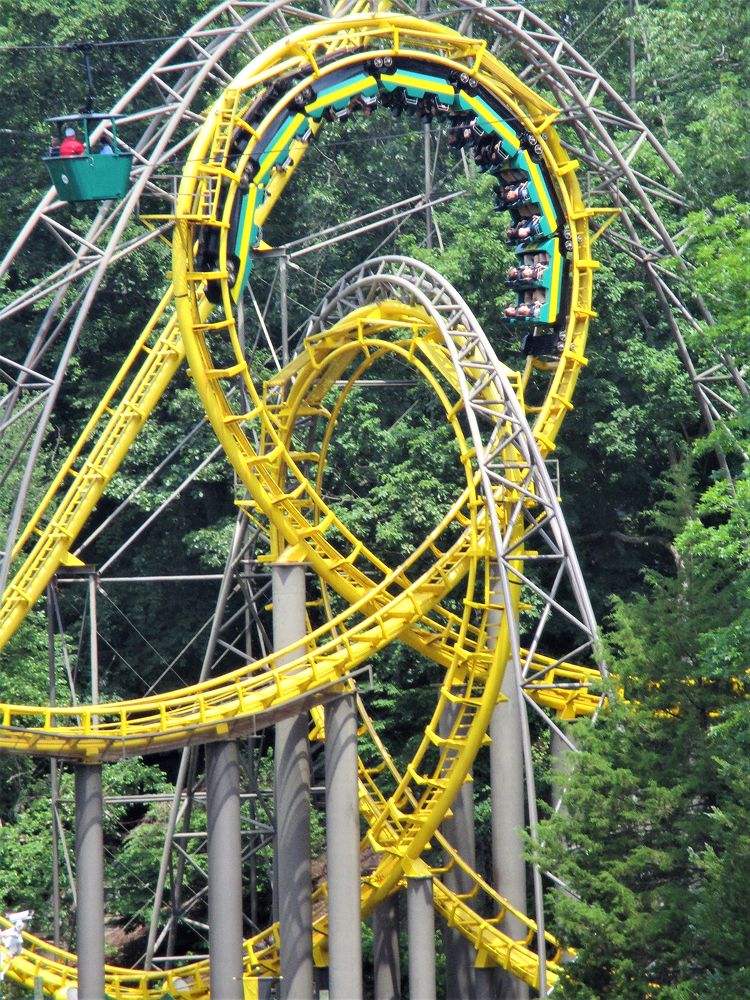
[206,740,244,1000]
[75,764,105,1000]
[373,893,401,1000]
[440,700,477,1000]
[273,560,314,1000]
[406,867,436,1000]
[325,691,363,999]
[490,668,530,1000]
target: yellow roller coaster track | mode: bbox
[0,7,605,997]
[0,294,590,996]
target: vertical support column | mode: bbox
[373,895,401,1000]
[406,870,436,1000]
[440,703,476,1000]
[474,967,497,999]
[325,691,363,999]
[550,723,572,815]
[279,255,290,365]
[273,560,314,1000]
[76,569,104,1000]
[628,0,637,103]
[147,517,249,968]
[489,665,530,1000]
[88,573,99,704]
[46,585,61,947]
[206,740,244,1000]
[75,764,105,1000]
[423,124,434,249]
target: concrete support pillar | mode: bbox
[325,691,363,999]
[490,666,530,1000]
[406,874,436,1000]
[475,966,498,998]
[373,895,401,1000]
[279,255,289,365]
[75,765,105,1000]
[206,740,244,1000]
[273,561,313,1000]
[76,572,105,1000]
[46,585,61,948]
[440,703,477,1000]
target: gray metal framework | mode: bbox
[305,253,604,994]
[0,0,745,992]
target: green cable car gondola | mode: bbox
[43,45,132,203]
[43,113,133,202]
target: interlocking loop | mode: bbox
[0,8,606,996]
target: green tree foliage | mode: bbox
[680,198,750,362]
[535,460,750,998]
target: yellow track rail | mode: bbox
[0,8,604,996]
[0,301,594,995]
[0,698,568,996]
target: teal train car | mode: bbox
[504,237,564,325]
[195,53,569,339]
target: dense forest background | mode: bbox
[0,0,748,997]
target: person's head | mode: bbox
[64,127,76,138]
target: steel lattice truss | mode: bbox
[0,1,745,995]
[1,0,744,574]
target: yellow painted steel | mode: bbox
[170,11,596,458]
[0,701,570,996]
[0,7,605,996]
[0,14,597,653]
[0,307,519,755]
[0,289,184,652]
[0,302,590,995]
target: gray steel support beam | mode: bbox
[423,123,434,249]
[406,875,437,1000]
[490,669,530,1000]
[373,895,401,1000]
[46,586,61,948]
[279,255,289,365]
[440,704,477,1000]
[206,740,244,1000]
[550,725,572,815]
[273,560,314,1000]
[75,765,105,1000]
[325,691,363,1000]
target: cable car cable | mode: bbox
[0,34,183,53]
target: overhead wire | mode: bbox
[97,587,184,688]
[0,35,184,53]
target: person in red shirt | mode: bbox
[59,127,85,157]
